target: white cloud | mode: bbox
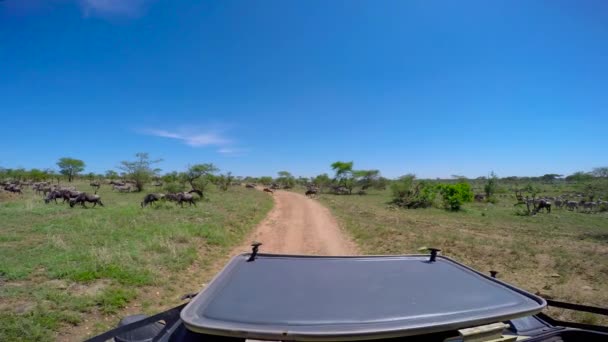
[217,147,249,155]
[79,0,150,17]
[142,128,231,148]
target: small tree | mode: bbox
[119,153,162,192]
[390,174,436,209]
[437,182,473,211]
[354,169,380,190]
[216,172,234,191]
[105,170,119,180]
[331,161,354,194]
[259,176,273,186]
[591,167,608,178]
[57,157,85,182]
[484,171,498,199]
[184,163,219,197]
[565,171,593,182]
[164,182,186,194]
[28,168,49,182]
[313,173,332,193]
[277,171,295,189]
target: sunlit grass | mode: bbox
[0,182,272,341]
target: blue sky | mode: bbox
[1,0,606,178]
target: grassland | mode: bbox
[319,189,608,325]
[0,183,273,341]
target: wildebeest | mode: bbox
[580,201,597,213]
[245,184,256,189]
[535,199,551,213]
[141,193,164,208]
[90,181,101,192]
[305,189,317,197]
[69,193,104,208]
[45,189,82,204]
[165,192,196,207]
[3,184,22,194]
[474,194,486,202]
[113,184,132,192]
[263,188,273,194]
[565,201,578,211]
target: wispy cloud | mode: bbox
[78,0,151,18]
[217,147,249,156]
[143,128,230,147]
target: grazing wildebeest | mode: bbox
[565,201,578,211]
[305,189,317,197]
[474,194,485,202]
[69,193,104,208]
[3,184,22,194]
[176,193,196,207]
[580,201,597,213]
[263,188,273,194]
[535,199,551,213]
[141,194,163,208]
[245,184,256,189]
[113,184,131,192]
[165,192,196,207]
[42,189,79,204]
[45,190,63,204]
[90,181,101,191]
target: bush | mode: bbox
[390,175,436,209]
[164,182,186,194]
[437,182,473,211]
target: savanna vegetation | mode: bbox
[314,165,608,326]
[0,156,273,341]
[2,157,608,339]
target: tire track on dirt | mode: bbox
[232,190,358,256]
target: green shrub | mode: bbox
[390,175,436,208]
[164,182,186,194]
[437,182,473,211]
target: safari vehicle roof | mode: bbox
[180,254,546,341]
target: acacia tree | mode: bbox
[313,173,332,193]
[354,169,380,190]
[119,153,162,192]
[105,170,119,180]
[277,171,295,189]
[331,161,354,194]
[183,163,219,197]
[57,157,85,182]
[592,167,608,178]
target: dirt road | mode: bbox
[233,190,358,256]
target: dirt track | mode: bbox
[233,190,358,256]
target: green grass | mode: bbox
[318,189,608,324]
[0,183,272,341]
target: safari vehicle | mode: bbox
[87,247,607,342]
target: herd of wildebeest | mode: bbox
[0,179,306,209]
[472,190,608,213]
[1,180,201,208]
[1,179,607,213]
